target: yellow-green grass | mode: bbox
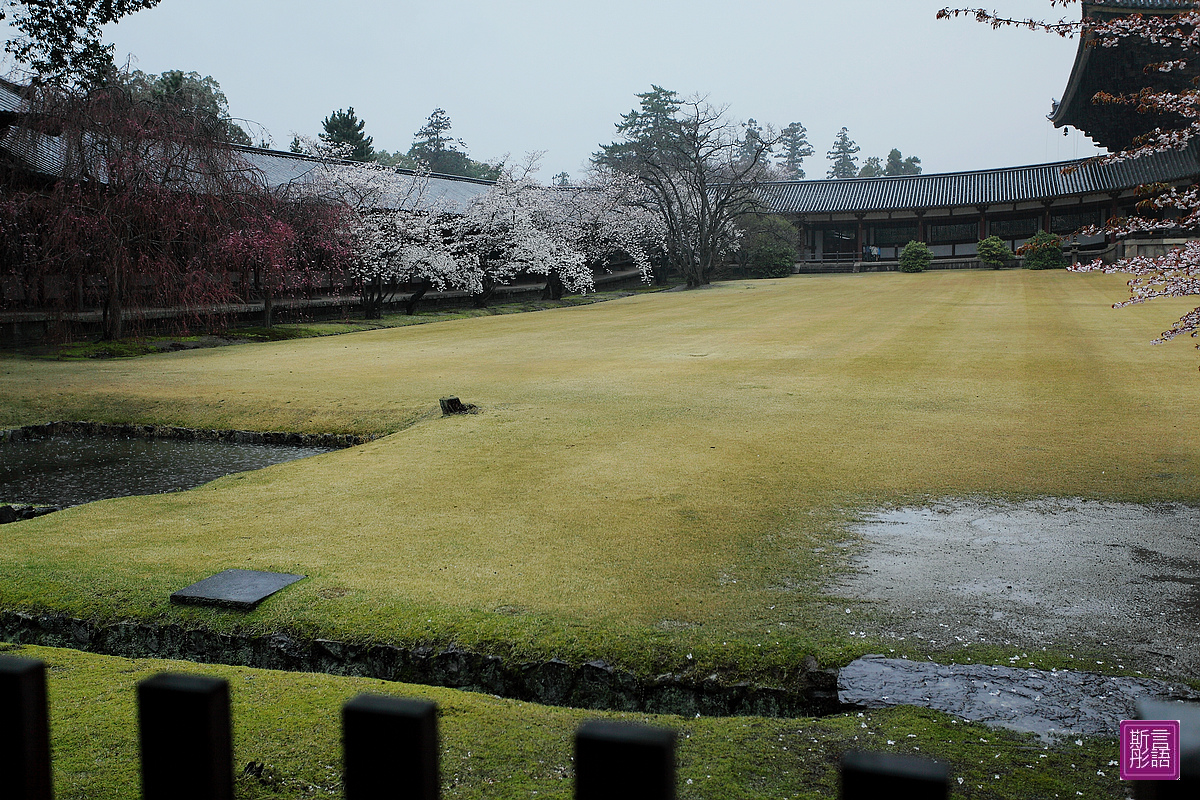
[1,270,1199,677]
[12,643,1120,800]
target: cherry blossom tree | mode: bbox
[0,81,348,337]
[940,1,1200,359]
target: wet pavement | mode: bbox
[836,498,1200,680]
[838,655,1200,740]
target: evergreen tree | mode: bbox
[553,172,571,186]
[127,69,251,145]
[858,156,884,177]
[884,148,922,176]
[407,108,499,179]
[776,122,813,179]
[826,127,860,179]
[739,118,766,164]
[320,107,375,162]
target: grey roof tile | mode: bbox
[756,148,1200,215]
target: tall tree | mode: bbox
[320,107,375,162]
[858,156,884,178]
[884,148,922,176]
[1,0,160,87]
[594,86,777,287]
[126,69,251,145]
[407,108,499,179]
[776,122,813,179]
[826,127,860,179]
[739,118,766,164]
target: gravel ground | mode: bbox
[836,498,1200,681]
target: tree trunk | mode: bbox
[471,275,495,309]
[101,268,123,340]
[542,271,565,301]
[263,289,274,328]
[362,275,384,320]
[404,280,430,315]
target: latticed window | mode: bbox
[927,222,978,243]
[1050,209,1103,235]
[872,225,919,246]
[989,217,1041,239]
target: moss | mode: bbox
[15,644,1125,800]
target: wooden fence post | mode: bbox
[840,750,948,799]
[137,673,232,800]
[575,719,676,800]
[343,694,439,800]
[1134,699,1199,800]
[0,655,52,800]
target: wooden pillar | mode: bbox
[916,211,927,243]
[976,205,989,241]
[855,214,866,263]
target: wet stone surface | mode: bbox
[839,656,1200,740]
[837,498,1200,680]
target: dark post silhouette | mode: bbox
[840,750,949,799]
[575,719,676,800]
[1,655,52,800]
[138,673,233,800]
[343,694,439,800]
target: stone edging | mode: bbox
[0,611,842,718]
[0,421,375,448]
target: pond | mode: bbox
[0,436,335,508]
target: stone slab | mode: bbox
[170,569,305,611]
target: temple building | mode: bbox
[758,0,1200,270]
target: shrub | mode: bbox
[733,215,800,279]
[747,241,798,278]
[1020,231,1067,270]
[899,240,931,273]
[977,235,1013,269]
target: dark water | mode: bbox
[0,437,334,507]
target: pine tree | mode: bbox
[776,122,813,179]
[320,107,375,162]
[858,156,884,178]
[739,118,766,164]
[826,127,860,179]
[407,108,499,179]
[884,148,922,176]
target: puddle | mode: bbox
[837,498,1200,678]
[839,655,1199,740]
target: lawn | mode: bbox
[7,643,1123,800]
[1,269,1198,682]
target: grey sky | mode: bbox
[7,1,1104,180]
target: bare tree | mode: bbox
[594,87,778,288]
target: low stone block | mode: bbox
[170,569,305,611]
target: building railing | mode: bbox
[3,654,1196,798]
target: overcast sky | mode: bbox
[5,0,1105,180]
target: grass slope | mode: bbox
[10,643,1121,800]
[1,271,1198,678]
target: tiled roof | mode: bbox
[0,79,492,210]
[755,147,1200,215]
